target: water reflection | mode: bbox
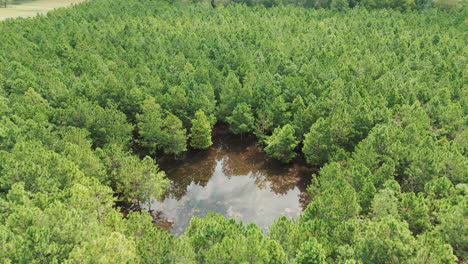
[153,130,313,234]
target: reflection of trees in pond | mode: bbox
[156,192,234,235]
[222,154,259,177]
[159,148,217,200]
[158,132,313,203]
[254,173,300,195]
[153,131,315,234]
[222,144,314,195]
[154,216,174,231]
[299,191,311,209]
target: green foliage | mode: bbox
[219,72,249,119]
[436,197,467,259]
[59,100,133,147]
[201,0,459,9]
[359,180,376,214]
[303,164,361,224]
[190,110,213,150]
[355,216,416,264]
[136,225,196,264]
[65,232,138,264]
[0,180,137,263]
[269,217,311,260]
[58,126,107,182]
[433,0,465,9]
[0,0,465,263]
[186,214,287,263]
[227,103,255,136]
[265,124,299,163]
[361,0,416,10]
[136,97,164,154]
[294,238,326,264]
[161,114,187,154]
[137,97,188,154]
[302,111,353,166]
[412,232,457,264]
[371,181,400,218]
[204,225,287,264]
[0,140,84,193]
[400,192,431,234]
[96,144,169,206]
[186,213,246,261]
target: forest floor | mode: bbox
[0,0,85,20]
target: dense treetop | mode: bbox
[0,0,466,262]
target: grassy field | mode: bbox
[0,0,85,20]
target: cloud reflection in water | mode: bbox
[152,132,312,234]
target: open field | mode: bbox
[0,0,85,20]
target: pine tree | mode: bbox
[136,97,164,154]
[264,124,298,163]
[226,103,254,136]
[294,238,326,264]
[190,110,213,150]
[161,114,187,155]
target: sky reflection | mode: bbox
[152,131,312,234]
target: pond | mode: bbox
[152,126,313,234]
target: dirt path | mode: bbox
[0,0,85,21]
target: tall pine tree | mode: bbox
[190,110,213,150]
[264,124,298,163]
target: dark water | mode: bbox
[152,127,313,234]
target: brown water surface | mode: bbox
[153,128,313,234]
